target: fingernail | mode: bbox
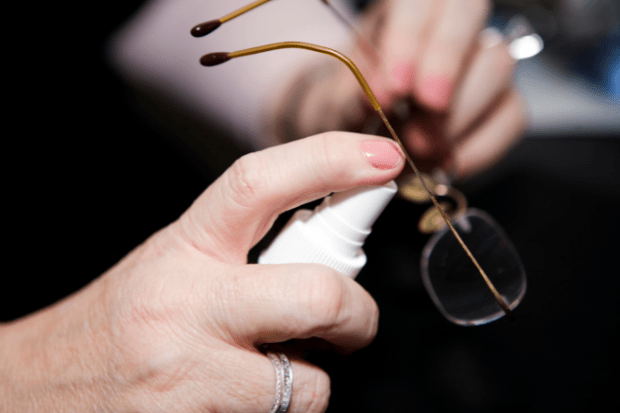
[390,62,415,92]
[361,140,402,170]
[409,130,432,157]
[404,123,436,159]
[419,75,453,110]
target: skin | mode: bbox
[0,133,404,413]
[273,0,527,180]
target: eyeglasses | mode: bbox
[191,0,527,325]
[400,172,526,325]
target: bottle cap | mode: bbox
[258,181,397,278]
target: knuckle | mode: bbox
[310,133,351,186]
[226,152,265,207]
[303,368,332,413]
[210,270,246,327]
[300,269,346,330]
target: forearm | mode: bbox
[0,277,120,412]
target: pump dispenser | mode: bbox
[258,181,397,278]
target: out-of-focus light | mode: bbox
[509,34,545,60]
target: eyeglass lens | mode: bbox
[421,209,526,325]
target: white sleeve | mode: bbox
[107,0,353,150]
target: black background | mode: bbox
[4,1,619,412]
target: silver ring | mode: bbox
[267,353,283,413]
[267,353,293,413]
[278,354,293,413]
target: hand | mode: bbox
[276,0,526,180]
[1,133,404,412]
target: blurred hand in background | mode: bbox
[110,0,527,181]
[272,0,527,180]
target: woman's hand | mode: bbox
[276,0,526,180]
[1,133,404,412]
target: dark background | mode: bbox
[4,1,619,412]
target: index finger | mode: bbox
[177,133,404,263]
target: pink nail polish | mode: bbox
[419,75,452,110]
[390,63,415,92]
[360,141,402,170]
[409,129,432,157]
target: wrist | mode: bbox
[0,277,124,412]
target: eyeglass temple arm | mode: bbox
[191,0,273,37]
[190,0,377,58]
[192,0,342,38]
[201,42,381,111]
[199,41,513,318]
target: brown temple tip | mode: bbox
[200,52,231,66]
[191,20,222,37]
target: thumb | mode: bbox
[177,132,404,262]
